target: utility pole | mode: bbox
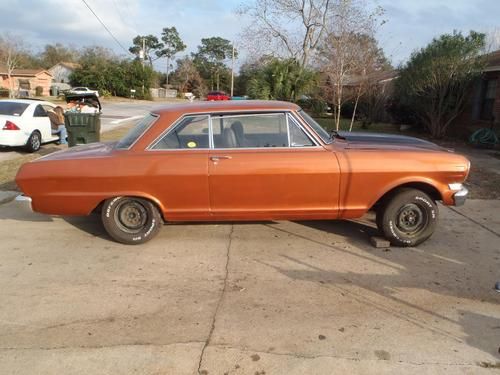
[230,42,235,97]
[141,37,145,96]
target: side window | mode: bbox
[151,115,209,150]
[33,105,47,117]
[289,116,315,147]
[212,114,288,148]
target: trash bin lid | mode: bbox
[65,93,102,112]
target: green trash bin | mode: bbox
[64,112,101,147]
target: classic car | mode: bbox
[15,100,470,246]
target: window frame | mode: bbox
[146,111,322,151]
[115,113,159,150]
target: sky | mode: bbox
[0,0,499,71]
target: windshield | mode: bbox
[0,102,29,116]
[115,113,158,149]
[297,110,332,144]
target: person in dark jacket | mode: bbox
[48,106,68,145]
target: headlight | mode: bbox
[448,183,463,191]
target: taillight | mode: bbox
[3,121,20,130]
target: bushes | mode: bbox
[0,89,9,98]
[35,86,43,96]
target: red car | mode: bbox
[206,91,230,101]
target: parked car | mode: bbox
[15,100,470,246]
[0,99,60,152]
[206,91,230,101]
[68,87,99,97]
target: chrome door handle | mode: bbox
[210,155,232,161]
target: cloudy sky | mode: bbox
[0,0,499,70]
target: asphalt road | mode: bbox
[0,199,499,374]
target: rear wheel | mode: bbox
[101,196,162,245]
[26,131,41,153]
[376,188,438,247]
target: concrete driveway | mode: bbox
[0,199,499,374]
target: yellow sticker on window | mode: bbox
[187,141,197,148]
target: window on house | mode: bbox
[480,79,497,121]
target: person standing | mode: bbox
[48,106,68,145]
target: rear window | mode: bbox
[115,113,158,149]
[0,102,29,116]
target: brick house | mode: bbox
[0,68,53,96]
[48,62,81,84]
[454,50,500,135]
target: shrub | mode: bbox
[35,86,44,96]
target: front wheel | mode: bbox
[376,188,438,247]
[101,196,162,245]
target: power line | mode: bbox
[81,0,131,55]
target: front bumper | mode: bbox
[15,194,33,211]
[453,186,468,206]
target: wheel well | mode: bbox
[91,196,167,223]
[371,182,442,211]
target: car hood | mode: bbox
[337,131,447,151]
[35,142,116,162]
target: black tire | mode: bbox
[26,131,41,153]
[101,196,162,245]
[376,188,438,247]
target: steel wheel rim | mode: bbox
[114,199,148,233]
[396,203,428,236]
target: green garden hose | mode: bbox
[469,128,499,148]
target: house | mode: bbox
[48,62,81,84]
[454,50,500,134]
[0,68,53,96]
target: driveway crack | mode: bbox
[197,224,234,374]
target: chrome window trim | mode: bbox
[116,113,160,150]
[287,113,319,147]
[293,110,332,145]
[146,110,323,151]
[147,114,211,151]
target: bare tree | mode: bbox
[239,0,332,67]
[317,0,384,131]
[0,33,27,98]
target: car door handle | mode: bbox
[210,155,232,161]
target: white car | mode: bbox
[0,99,60,152]
[68,87,99,97]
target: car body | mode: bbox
[15,100,470,245]
[206,91,230,101]
[0,99,60,152]
[68,87,99,97]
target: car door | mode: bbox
[208,112,341,220]
[32,104,53,141]
[147,114,211,220]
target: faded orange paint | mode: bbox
[15,101,470,221]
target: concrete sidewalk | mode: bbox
[0,200,498,374]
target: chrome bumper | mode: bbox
[453,186,468,206]
[15,194,33,211]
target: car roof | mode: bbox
[0,99,55,106]
[151,100,299,116]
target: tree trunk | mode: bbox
[166,56,170,87]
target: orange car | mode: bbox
[15,101,470,246]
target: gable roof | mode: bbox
[484,50,500,72]
[0,68,53,77]
[49,62,81,71]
